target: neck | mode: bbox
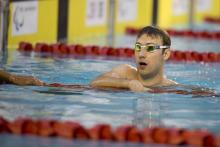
[137,68,165,87]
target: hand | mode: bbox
[9,75,45,86]
[128,80,150,92]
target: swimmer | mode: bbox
[90,26,177,92]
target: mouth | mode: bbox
[138,62,148,68]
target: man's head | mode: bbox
[134,26,171,79]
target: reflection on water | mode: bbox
[133,97,162,128]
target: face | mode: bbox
[134,34,170,78]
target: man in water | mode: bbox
[0,26,177,92]
[90,26,177,92]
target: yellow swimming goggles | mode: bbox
[134,43,170,53]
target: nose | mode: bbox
[138,48,147,59]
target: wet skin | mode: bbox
[90,34,177,92]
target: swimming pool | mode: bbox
[1,49,220,136]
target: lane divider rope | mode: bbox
[18,42,220,63]
[125,27,220,41]
[204,17,220,24]
[0,116,219,146]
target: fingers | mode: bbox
[33,79,46,86]
[26,77,45,86]
[129,80,145,92]
[37,81,46,86]
[143,87,151,91]
[128,80,151,92]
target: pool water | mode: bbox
[1,51,220,134]
[0,134,170,147]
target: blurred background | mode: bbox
[0,0,220,54]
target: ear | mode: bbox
[163,49,171,61]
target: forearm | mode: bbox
[0,70,45,86]
[90,77,130,89]
[0,70,12,83]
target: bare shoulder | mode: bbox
[112,64,137,79]
[112,64,136,72]
[163,79,178,86]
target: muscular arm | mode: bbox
[91,76,130,89]
[0,70,45,86]
[90,64,136,89]
[0,70,12,84]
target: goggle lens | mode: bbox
[134,44,156,52]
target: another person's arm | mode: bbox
[90,64,149,92]
[0,70,11,84]
[0,70,45,86]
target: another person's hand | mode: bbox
[9,75,45,86]
[128,80,150,92]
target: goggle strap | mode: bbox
[156,45,170,49]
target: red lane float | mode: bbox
[183,129,215,147]
[141,127,171,144]
[113,125,141,142]
[1,117,220,146]
[17,42,220,63]
[85,45,101,55]
[119,48,134,57]
[34,43,51,53]
[89,124,112,140]
[216,134,220,147]
[37,119,56,137]
[151,127,169,144]
[52,43,70,55]
[167,128,185,145]
[18,42,33,52]
[204,17,220,24]
[126,27,220,41]
[7,117,38,135]
[69,44,86,55]
[169,50,220,63]
[1,117,220,147]
[0,117,9,133]
[140,127,154,144]
[53,121,89,139]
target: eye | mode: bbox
[134,44,141,52]
[146,46,155,52]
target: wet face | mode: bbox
[134,34,169,79]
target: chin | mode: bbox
[138,68,151,75]
[138,66,158,78]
